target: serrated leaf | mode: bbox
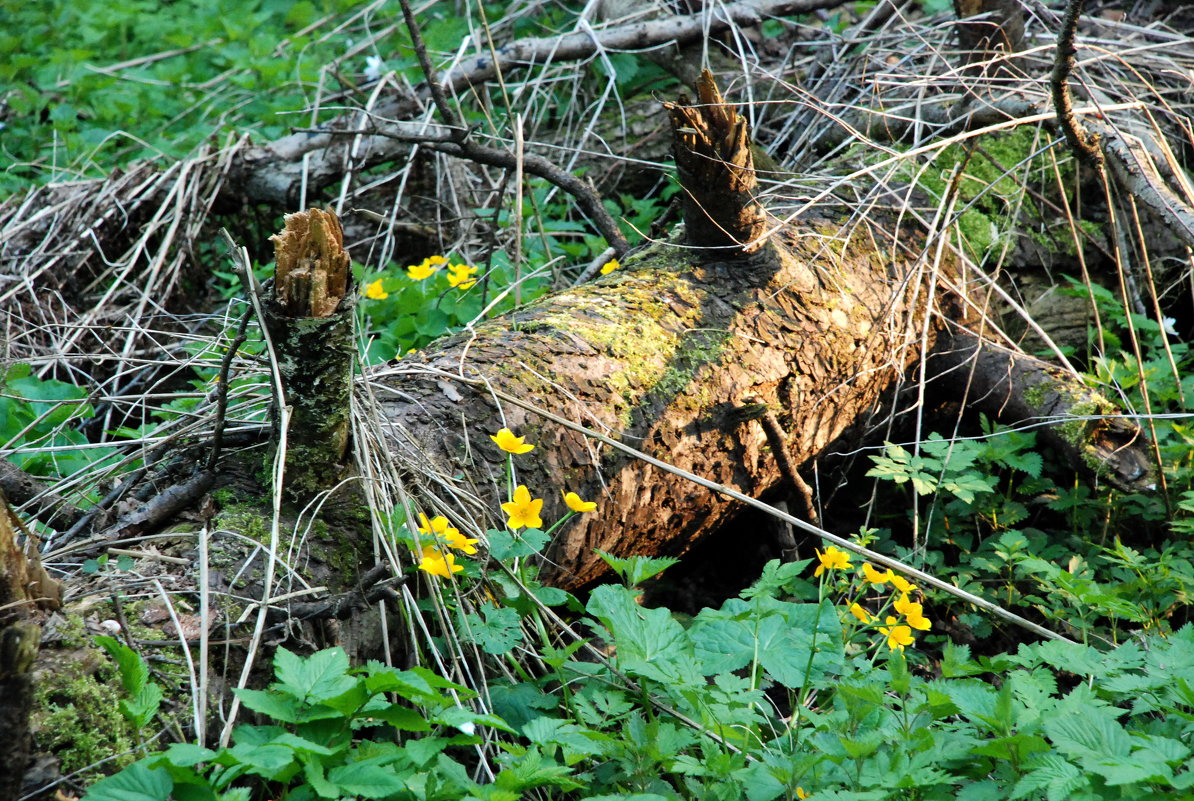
[367,703,430,731]
[94,635,149,696]
[1044,711,1132,759]
[587,584,701,685]
[234,688,300,723]
[273,647,356,703]
[325,764,408,798]
[461,602,522,655]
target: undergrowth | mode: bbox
[6,2,1194,801]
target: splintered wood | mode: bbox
[664,69,769,255]
[269,208,350,318]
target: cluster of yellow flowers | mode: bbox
[415,513,479,578]
[416,428,598,578]
[813,545,931,653]
[406,254,478,289]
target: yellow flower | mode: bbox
[861,562,890,585]
[418,546,463,578]
[814,545,852,577]
[848,602,872,623]
[447,264,478,289]
[444,529,480,555]
[889,573,916,594]
[879,616,915,651]
[905,610,931,631]
[364,279,389,300]
[796,789,809,800]
[491,428,534,454]
[893,593,932,631]
[562,491,597,513]
[600,259,620,275]
[892,593,918,617]
[501,485,544,530]
[426,255,448,266]
[407,260,438,280]
[417,513,454,537]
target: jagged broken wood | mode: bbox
[261,208,356,502]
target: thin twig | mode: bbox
[394,0,629,257]
[1051,0,1103,166]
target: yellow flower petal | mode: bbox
[364,279,389,299]
[418,546,463,578]
[500,485,544,529]
[861,562,889,585]
[600,259,620,274]
[406,261,438,280]
[447,264,478,289]
[491,428,535,454]
[889,573,916,594]
[444,529,480,555]
[878,622,914,651]
[562,491,597,513]
[848,602,872,623]
[813,545,852,577]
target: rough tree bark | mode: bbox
[375,72,1152,589]
[0,493,61,801]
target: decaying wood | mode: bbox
[954,0,1025,71]
[0,492,61,801]
[931,330,1153,491]
[665,70,770,254]
[373,72,1153,588]
[261,209,356,502]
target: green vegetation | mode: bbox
[7,1,1194,800]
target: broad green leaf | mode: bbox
[326,764,408,798]
[82,762,172,801]
[273,647,356,703]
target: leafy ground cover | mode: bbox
[5,1,1194,800]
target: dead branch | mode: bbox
[1051,0,1102,166]
[665,69,771,254]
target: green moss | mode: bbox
[34,659,136,777]
[215,503,271,545]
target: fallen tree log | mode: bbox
[370,72,1153,589]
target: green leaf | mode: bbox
[82,761,172,801]
[1044,711,1132,759]
[586,584,702,685]
[273,647,356,703]
[122,683,164,729]
[461,602,523,655]
[326,764,408,798]
[94,635,149,696]
[234,689,300,723]
[367,703,430,731]
[1010,754,1086,801]
[595,549,679,586]
[225,742,297,779]
[486,528,550,560]
[156,743,217,767]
